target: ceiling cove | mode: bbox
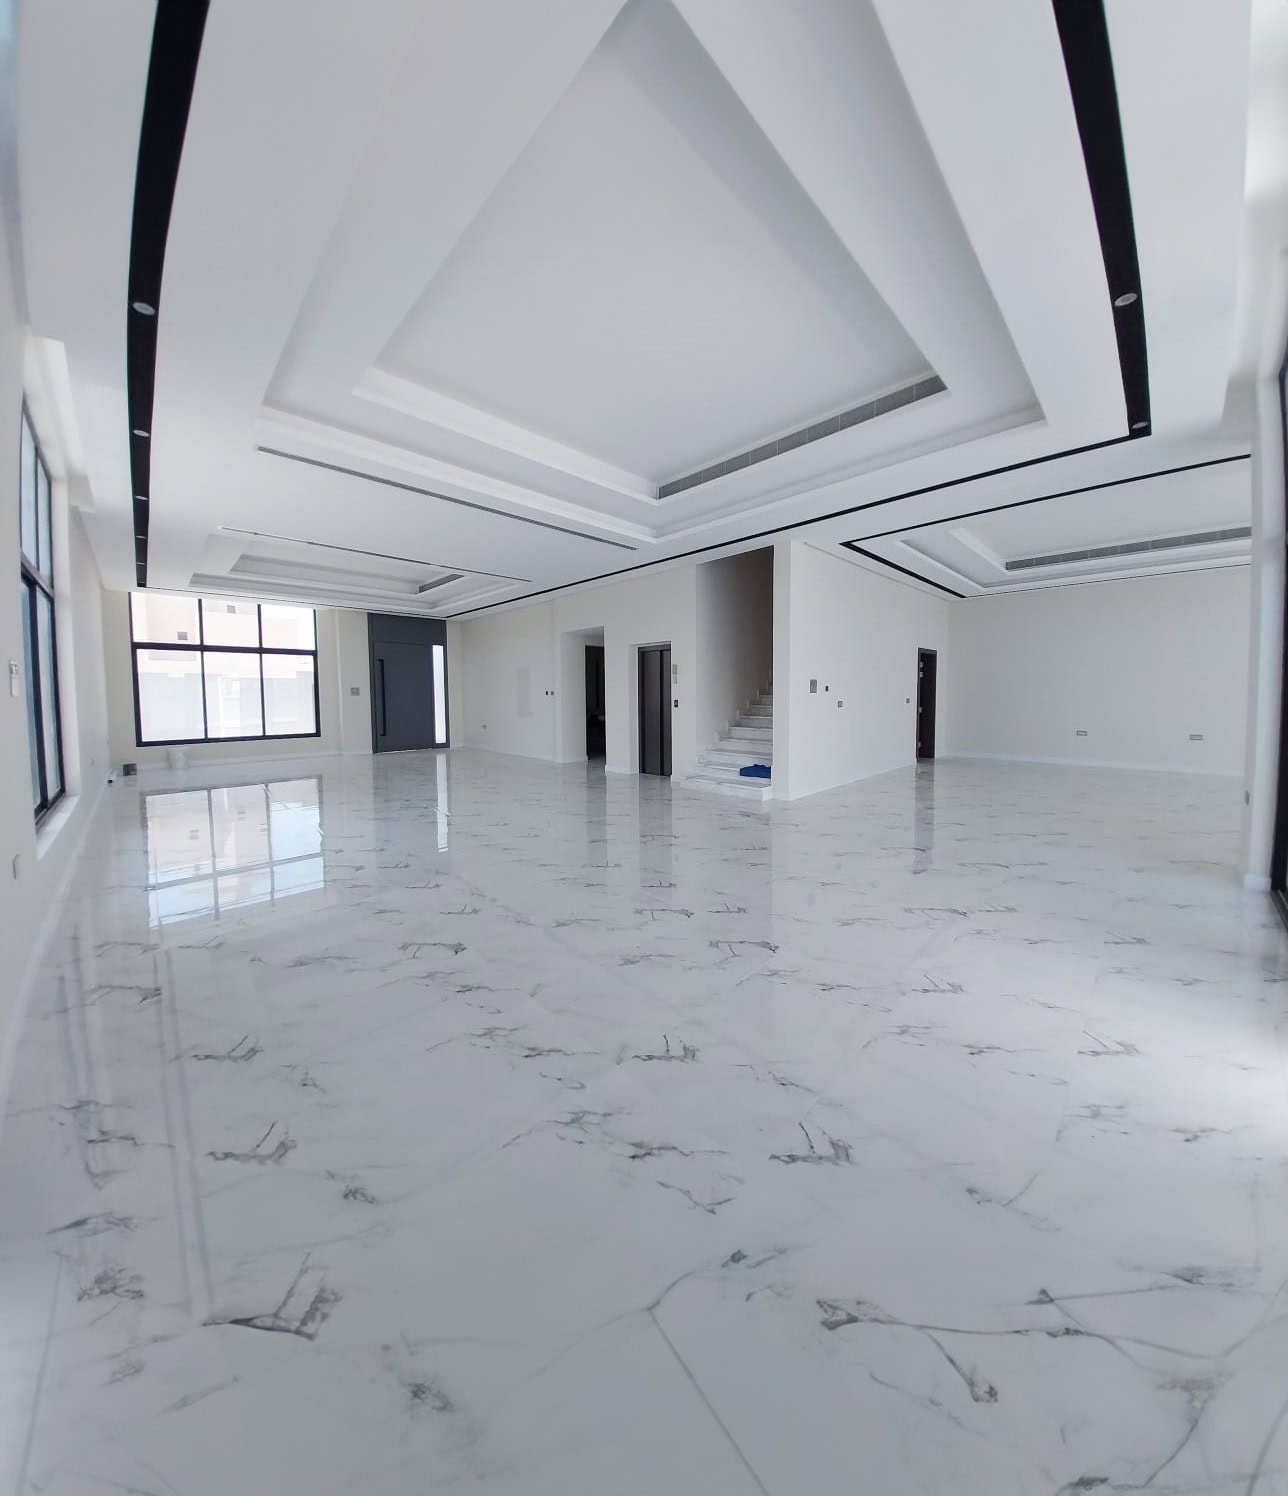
[448,0,1154,617]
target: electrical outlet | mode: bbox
[1075,729,1088,737]
[809,679,817,693]
[1189,733,1204,741]
[349,686,361,697]
[837,700,844,708]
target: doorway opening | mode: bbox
[916,648,937,760]
[585,644,605,759]
[638,643,672,777]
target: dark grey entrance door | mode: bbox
[916,648,937,760]
[368,613,448,754]
[638,644,672,777]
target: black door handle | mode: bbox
[377,659,388,737]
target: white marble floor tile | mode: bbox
[2,750,1287,1495]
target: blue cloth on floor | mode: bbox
[740,764,771,779]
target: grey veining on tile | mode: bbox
[2,751,1287,1495]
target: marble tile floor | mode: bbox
[2,749,1287,1496]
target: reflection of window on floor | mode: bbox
[144,778,324,926]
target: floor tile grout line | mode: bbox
[13,1255,61,1496]
[650,1310,774,1496]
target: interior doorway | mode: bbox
[916,648,937,760]
[585,644,605,759]
[368,613,449,753]
[638,643,672,777]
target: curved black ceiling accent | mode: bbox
[1053,0,1149,437]
[127,0,209,589]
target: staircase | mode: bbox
[678,685,774,803]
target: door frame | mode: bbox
[916,647,938,760]
[637,641,672,777]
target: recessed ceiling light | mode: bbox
[132,428,149,438]
[135,494,149,502]
[1131,420,1149,429]
[1113,292,1138,307]
[131,300,156,315]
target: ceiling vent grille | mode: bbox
[1005,526,1250,572]
[657,374,945,498]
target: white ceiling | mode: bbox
[14,0,1267,616]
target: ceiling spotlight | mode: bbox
[132,428,149,439]
[135,494,149,502]
[1113,292,1138,307]
[131,300,156,316]
[1131,420,1149,430]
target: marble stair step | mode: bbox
[677,772,773,803]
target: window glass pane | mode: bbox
[131,592,200,645]
[211,784,269,866]
[432,643,447,745]
[203,651,263,737]
[35,592,61,802]
[145,790,213,885]
[260,603,315,650]
[137,648,205,742]
[218,868,274,913]
[201,598,260,647]
[21,581,40,810]
[19,414,36,567]
[269,778,321,859]
[262,652,316,736]
[273,856,325,898]
[36,458,52,578]
[149,879,216,928]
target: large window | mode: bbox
[130,593,319,745]
[20,407,62,818]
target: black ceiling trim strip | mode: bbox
[1053,0,1149,434]
[442,433,1140,618]
[256,446,639,552]
[846,546,965,599]
[845,454,1251,545]
[841,455,1250,595]
[127,0,209,589]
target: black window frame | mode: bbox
[21,404,64,822]
[129,594,321,747]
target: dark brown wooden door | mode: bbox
[916,649,937,760]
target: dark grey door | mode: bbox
[369,613,448,754]
[916,648,937,760]
[638,645,672,776]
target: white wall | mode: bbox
[456,565,701,776]
[694,548,773,753]
[0,275,111,1105]
[777,543,950,800]
[946,567,1250,774]
[102,589,369,769]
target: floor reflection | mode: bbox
[143,776,324,925]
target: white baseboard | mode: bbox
[1243,873,1272,893]
[943,752,1243,778]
